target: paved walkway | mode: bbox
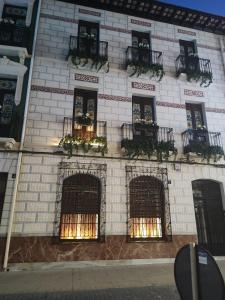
[0,260,224,299]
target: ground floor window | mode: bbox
[60,173,101,241]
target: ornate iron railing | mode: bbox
[121,123,174,144]
[69,36,108,62]
[182,129,223,154]
[175,55,212,86]
[63,117,107,139]
[0,23,29,48]
[126,47,164,80]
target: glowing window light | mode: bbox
[60,214,98,240]
[130,217,162,238]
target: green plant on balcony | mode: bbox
[134,120,159,131]
[59,134,108,158]
[184,141,224,163]
[121,137,177,161]
[76,113,93,126]
[186,68,213,87]
[128,61,165,81]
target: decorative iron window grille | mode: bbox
[55,161,107,242]
[126,166,172,241]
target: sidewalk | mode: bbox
[0,260,224,299]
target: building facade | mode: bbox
[1,0,225,268]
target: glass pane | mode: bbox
[194,110,203,128]
[79,26,88,38]
[188,46,194,56]
[144,105,153,122]
[132,36,138,47]
[0,94,14,125]
[186,109,193,129]
[60,213,98,240]
[180,45,185,56]
[74,96,83,116]
[87,98,95,120]
[0,80,16,90]
[130,217,162,238]
[133,103,141,123]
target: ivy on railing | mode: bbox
[59,135,108,158]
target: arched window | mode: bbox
[129,175,165,240]
[60,174,101,241]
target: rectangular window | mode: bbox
[0,79,16,138]
[186,103,204,129]
[0,173,8,223]
[131,31,151,65]
[3,5,27,27]
[73,89,97,140]
[78,20,99,58]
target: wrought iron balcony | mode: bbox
[126,47,164,80]
[182,129,224,161]
[0,22,29,49]
[69,36,109,72]
[63,117,107,140]
[121,123,176,159]
[175,55,213,87]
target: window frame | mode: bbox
[0,173,8,223]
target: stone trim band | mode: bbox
[31,85,225,114]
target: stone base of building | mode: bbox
[0,235,197,264]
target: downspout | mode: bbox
[219,38,225,74]
[3,0,42,271]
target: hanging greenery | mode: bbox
[184,141,224,163]
[59,135,108,158]
[76,113,93,126]
[186,69,213,87]
[70,50,109,73]
[121,138,177,161]
[128,61,165,81]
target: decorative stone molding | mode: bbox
[98,94,131,102]
[79,8,101,17]
[75,73,99,83]
[0,137,16,149]
[132,82,155,91]
[54,161,107,241]
[184,89,204,97]
[178,29,196,36]
[0,0,35,27]
[131,19,151,27]
[0,45,28,64]
[0,56,27,105]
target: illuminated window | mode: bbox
[60,174,101,241]
[129,176,165,240]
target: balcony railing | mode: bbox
[0,22,29,48]
[175,55,213,87]
[69,36,109,72]
[182,129,224,161]
[121,123,176,160]
[63,117,107,139]
[126,47,164,80]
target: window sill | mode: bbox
[0,137,16,149]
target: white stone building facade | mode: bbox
[1,0,225,267]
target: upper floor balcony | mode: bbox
[182,128,224,162]
[68,36,109,72]
[126,47,164,81]
[175,55,213,87]
[60,117,108,157]
[121,123,176,160]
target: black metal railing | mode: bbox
[175,55,212,77]
[121,123,174,144]
[69,36,108,61]
[0,23,29,48]
[126,46,163,69]
[63,117,107,139]
[182,129,223,154]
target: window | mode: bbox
[73,89,97,139]
[78,20,99,58]
[131,31,151,64]
[0,79,16,138]
[129,176,165,240]
[3,5,27,27]
[132,96,155,138]
[0,173,8,223]
[60,174,101,241]
[179,40,199,73]
[186,103,204,130]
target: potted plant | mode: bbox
[76,113,93,126]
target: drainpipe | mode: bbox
[219,38,225,74]
[3,0,42,271]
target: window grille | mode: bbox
[126,166,172,241]
[60,173,101,241]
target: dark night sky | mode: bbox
[160,0,225,17]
